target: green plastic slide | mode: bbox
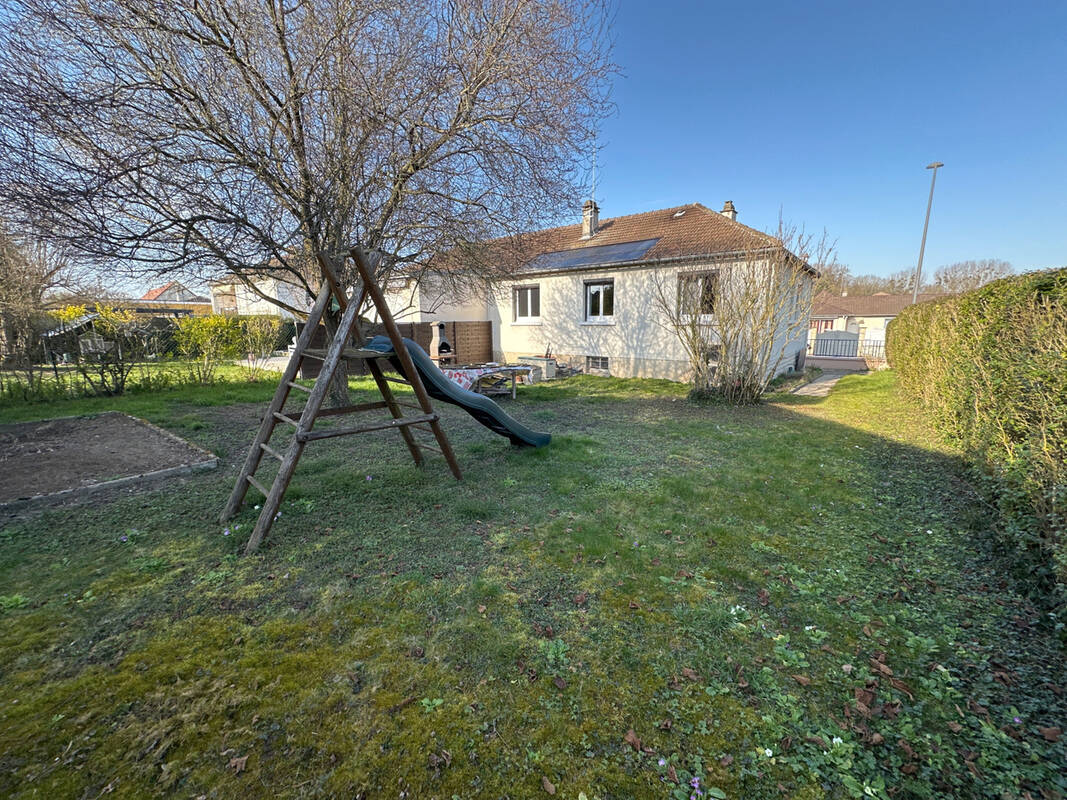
[363,336,551,448]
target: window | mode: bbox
[584,279,614,321]
[513,285,540,322]
[586,355,609,372]
[678,271,718,316]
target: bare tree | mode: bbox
[0,0,614,400]
[813,260,851,297]
[0,226,80,395]
[654,219,830,404]
[932,259,1014,294]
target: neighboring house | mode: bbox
[100,281,214,317]
[810,292,942,337]
[808,292,942,364]
[209,273,312,318]
[383,201,814,381]
[379,272,487,323]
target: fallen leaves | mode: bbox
[541,775,556,794]
[623,729,641,751]
[792,674,811,687]
[869,658,894,677]
[227,755,248,774]
[681,666,700,682]
[1039,726,1062,742]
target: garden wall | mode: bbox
[887,268,1067,607]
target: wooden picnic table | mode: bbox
[440,364,533,400]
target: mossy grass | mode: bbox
[0,372,1063,798]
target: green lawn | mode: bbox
[1,372,1063,799]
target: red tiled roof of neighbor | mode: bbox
[140,281,177,301]
[519,203,777,263]
[812,292,944,318]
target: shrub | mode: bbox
[240,315,283,380]
[175,315,242,384]
[52,304,153,396]
[887,268,1067,612]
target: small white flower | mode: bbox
[804,625,816,631]
[763,748,773,758]
[832,736,843,746]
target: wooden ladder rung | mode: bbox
[273,412,300,427]
[287,381,312,393]
[397,401,422,411]
[384,376,411,386]
[315,400,389,418]
[303,347,390,361]
[246,474,270,496]
[297,413,437,443]
[260,443,285,462]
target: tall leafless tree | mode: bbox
[0,0,614,397]
[932,259,1015,294]
[0,225,80,393]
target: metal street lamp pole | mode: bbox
[913,161,944,304]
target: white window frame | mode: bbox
[677,270,718,321]
[584,279,614,323]
[586,355,609,373]
[512,284,541,324]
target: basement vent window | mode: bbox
[586,355,609,373]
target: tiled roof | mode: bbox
[445,203,787,275]
[140,281,176,301]
[530,203,776,265]
[812,292,943,318]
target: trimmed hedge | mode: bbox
[887,268,1067,607]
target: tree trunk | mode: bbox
[321,306,351,408]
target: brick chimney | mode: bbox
[581,199,599,239]
[720,200,737,221]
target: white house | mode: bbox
[209,273,312,318]
[383,201,814,382]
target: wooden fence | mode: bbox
[298,320,492,379]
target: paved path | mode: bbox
[792,370,852,398]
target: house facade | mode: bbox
[384,202,813,382]
[209,274,312,317]
[810,292,942,337]
[809,292,942,363]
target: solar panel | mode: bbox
[525,238,660,272]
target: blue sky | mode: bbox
[593,0,1067,275]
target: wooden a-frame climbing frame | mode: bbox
[220,248,462,554]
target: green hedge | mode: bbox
[887,268,1067,607]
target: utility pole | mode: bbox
[913,161,944,304]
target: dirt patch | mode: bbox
[0,412,216,505]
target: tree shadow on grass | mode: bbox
[0,380,1064,798]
